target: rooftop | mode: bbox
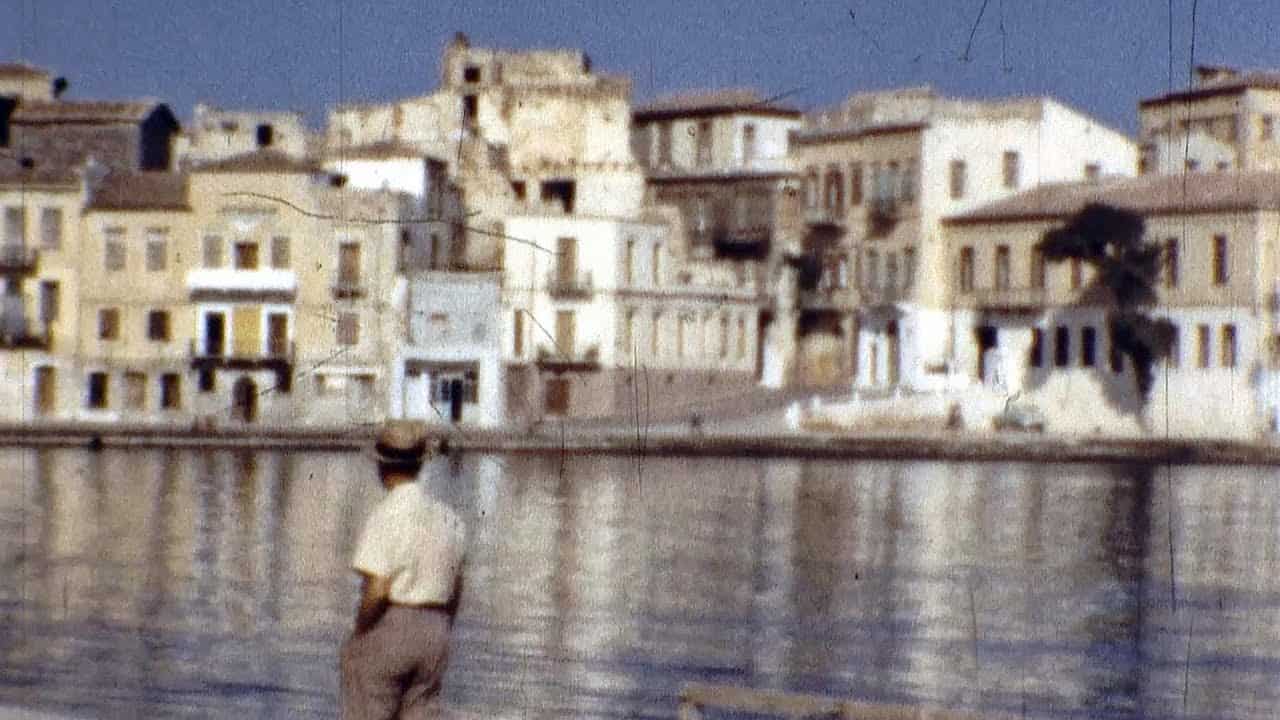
[328,141,436,161]
[190,150,320,174]
[634,89,802,120]
[11,99,167,124]
[947,171,1280,224]
[0,62,50,79]
[795,87,1047,143]
[86,171,190,211]
[1141,65,1280,107]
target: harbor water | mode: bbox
[1,446,1278,719]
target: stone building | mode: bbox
[788,88,1136,390]
[631,89,802,387]
[944,172,1280,439]
[179,104,315,164]
[1139,65,1280,175]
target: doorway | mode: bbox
[231,376,257,423]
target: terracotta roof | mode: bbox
[946,172,1280,225]
[0,62,50,79]
[1141,70,1280,106]
[0,155,78,187]
[191,150,319,174]
[634,89,801,120]
[86,171,190,211]
[11,99,165,124]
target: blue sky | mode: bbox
[4,1,1279,134]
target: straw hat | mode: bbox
[371,420,431,467]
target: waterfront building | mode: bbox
[944,172,1280,438]
[1139,65,1280,175]
[631,89,802,387]
[787,88,1136,390]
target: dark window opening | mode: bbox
[161,373,181,409]
[1109,327,1124,373]
[462,95,478,125]
[463,65,482,83]
[540,180,576,214]
[511,181,527,200]
[147,310,170,342]
[87,372,109,409]
[1081,326,1096,367]
[198,368,216,393]
[1054,326,1070,367]
[1029,328,1044,368]
[256,124,274,148]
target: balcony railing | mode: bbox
[0,244,38,274]
[535,343,601,371]
[187,268,297,301]
[545,270,593,299]
[969,286,1047,311]
[189,339,296,389]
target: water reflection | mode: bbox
[2,448,1280,719]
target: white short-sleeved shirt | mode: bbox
[351,482,467,605]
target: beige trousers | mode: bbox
[340,606,452,720]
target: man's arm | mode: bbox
[353,572,393,635]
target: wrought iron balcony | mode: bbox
[189,339,296,389]
[545,270,593,299]
[0,244,38,275]
[535,343,600,371]
[969,286,1047,312]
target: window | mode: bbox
[1029,328,1044,368]
[271,236,290,269]
[463,65,481,83]
[338,242,361,285]
[1002,151,1020,189]
[124,372,146,411]
[623,309,636,354]
[98,308,120,340]
[1163,237,1179,288]
[1197,324,1211,368]
[234,241,259,270]
[160,373,181,409]
[34,366,55,415]
[4,206,24,245]
[717,313,729,359]
[38,280,58,324]
[147,310,170,341]
[695,120,712,167]
[1030,248,1046,288]
[40,208,62,250]
[651,244,662,285]
[513,310,524,357]
[267,313,289,356]
[737,315,747,359]
[1167,325,1180,368]
[198,369,215,393]
[825,168,843,212]
[1212,234,1228,285]
[903,247,916,289]
[462,95,477,125]
[958,246,974,292]
[742,124,756,165]
[901,158,917,204]
[1054,326,1070,367]
[866,249,880,289]
[540,180,575,214]
[657,122,672,166]
[1263,115,1275,141]
[1084,163,1101,181]
[624,238,636,284]
[1081,326,1096,367]
[145,229,168,271]
[256,124,274,148]
[337,312,359,346]
[949,160,967,199]
[1108,327,1124,373]
[849,162,863,205]
[1070,258,1083,290]
[104,228,126,271]
[1221,324,1237,368]
[203,235,223,268]
[885,252,899,290]
[511,180,527,201]
[804,168,818,209]
[994,245,1011,290]
[87,372,109,409]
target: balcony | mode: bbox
[970,286,1047,313]
[860,283,910,307]
[187,268,297,302]
[545,270,593,299]
[804,206,845,230]
[188,339,296,389]
[867,196,900,235]
[799,286,857,311]
[331,279,366,299]
[0,244,38,275]
[712,226,770,260]
[535,343,601,372]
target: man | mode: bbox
[340,421,467,720]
